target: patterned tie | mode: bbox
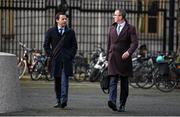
[117,24,121,35]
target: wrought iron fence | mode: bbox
[0,0,179,60]
[0,0,58,58]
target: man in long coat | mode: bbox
[44,12,77,108]
[106,9,138,112]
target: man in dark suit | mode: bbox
[43,12,77,108]
[106,9,138,112]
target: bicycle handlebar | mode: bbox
[18,41,42,53]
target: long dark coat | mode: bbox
[43,26,77,77]
[106,21,138,77]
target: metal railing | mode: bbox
[0,0,179,60]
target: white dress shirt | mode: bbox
[116,21,126,35]
[58,26,65,35]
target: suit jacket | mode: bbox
[43,26,77,77]
[106,20,138,77]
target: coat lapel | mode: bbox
[54,27,61,37]
[118,24,128,38]
[111,26,119,40]
[111,22,129,40]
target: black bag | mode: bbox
[158,62,169,75]
[100,69,109,94]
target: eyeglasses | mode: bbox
[113,14,122,17]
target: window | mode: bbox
[1,0,14,40]
[137,0,161,34]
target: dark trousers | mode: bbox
[109,75,129,106]
[54,76,61,104]
[54,67,69,104]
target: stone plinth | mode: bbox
[0,52,22,113]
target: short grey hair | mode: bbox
[116,9,126,19]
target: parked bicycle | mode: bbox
[129,49,160,89]
[30,54,54,81]
[17,41,40,79]
[89,48,107,82]
[135,55,158,89]
[155,54,180,92]
[129,54,144,88]
[73,46,104,82]
[73,52,96,82]
[17,41,53,81]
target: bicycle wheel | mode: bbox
[155,75,177,92]
[73,64,86,82]
[135,64,155,89]
[30,61,42,80]
[89,68,100,82]
[17,61,27,79]
[136,73,155,89]
[45,72,54,81]
[129,67,143,88]
[129,76,139,88]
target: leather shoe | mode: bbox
[54,103,61,108]
[61,102,67,108]
[108,101,117,111]
[118,105,126,112]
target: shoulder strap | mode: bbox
[52,35,66,59]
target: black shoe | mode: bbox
[61,102,67,108]
[54,103,61,108]
[108,101,117,111]
[118,105,126,112]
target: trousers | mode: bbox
[108,75,129,106]
[54,67,69,104]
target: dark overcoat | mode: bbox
[43,26,77,77]
[106,21,138,77]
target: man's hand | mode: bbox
[122,51,129,60]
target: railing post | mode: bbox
[163,10,167,51]
[168,0,175,51]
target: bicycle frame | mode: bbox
[18,41,41,79]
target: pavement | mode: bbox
[1,77,180,116]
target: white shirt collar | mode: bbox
[118,21,125,28]
[58,26,65,30]
[58,26,65,34]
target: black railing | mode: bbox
[0,0,179,60]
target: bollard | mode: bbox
[0,52,22,113]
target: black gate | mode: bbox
[0,0,58,57]
[0,0,179,59]
[68,0,179,58]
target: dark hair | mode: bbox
[55,12,66,20]
[118,9,126,19]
